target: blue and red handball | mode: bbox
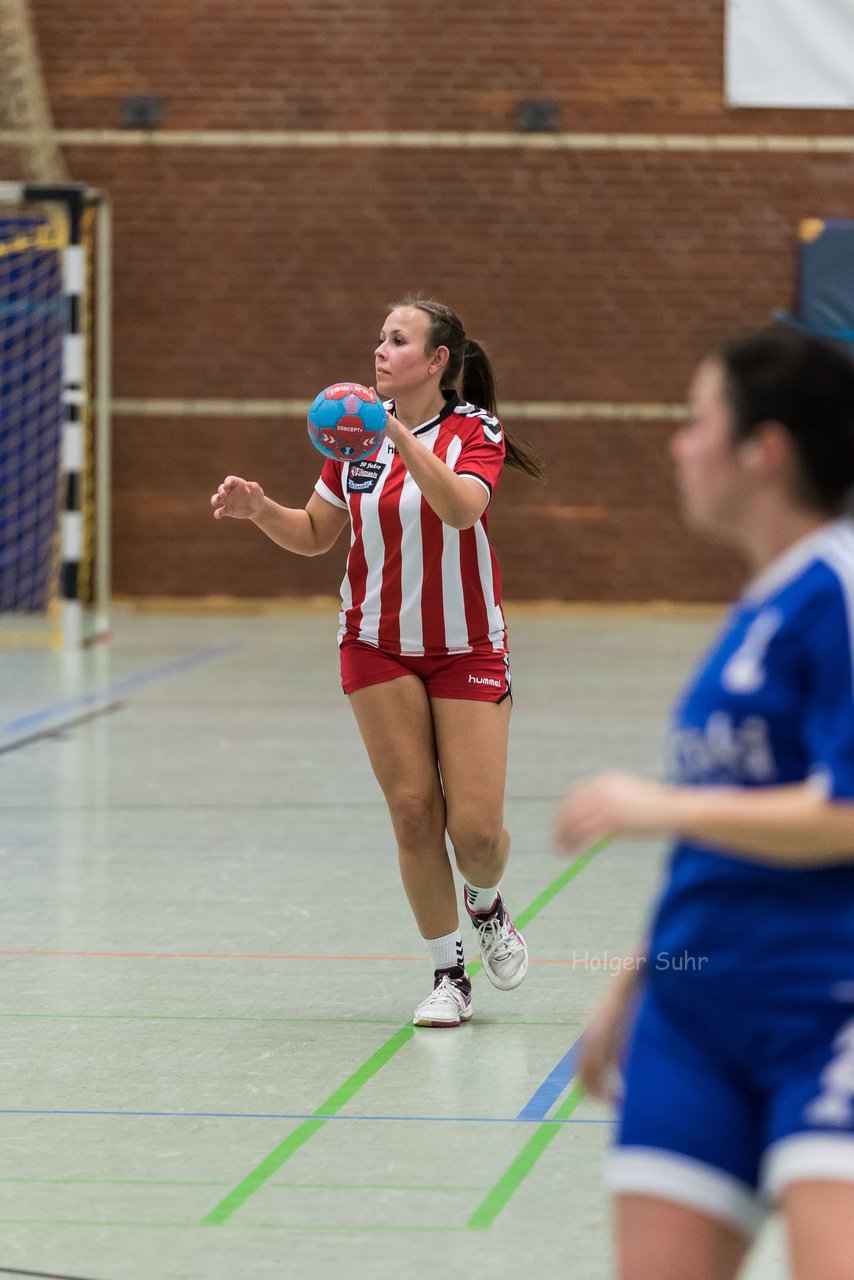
[306,382,387,463]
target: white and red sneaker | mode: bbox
[412,971,473,1028]
[467,896,528,990]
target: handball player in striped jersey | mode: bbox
[212,298,544,1027]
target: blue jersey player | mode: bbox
[557,329,854,1280]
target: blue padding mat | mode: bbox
[780,219,854,344]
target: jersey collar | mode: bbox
[386,390,460,437]
[742,517,854,604]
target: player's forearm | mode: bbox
[251,498,326,556]
[391,431,486,528]
[608,952,648,999]
[666,783,854,865]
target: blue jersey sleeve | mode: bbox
[802,580,854,801]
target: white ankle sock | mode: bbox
[464,882,500,914]
[425,930,465,972]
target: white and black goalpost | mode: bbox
[0,180,111,646]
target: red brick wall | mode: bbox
[7,1,854,601]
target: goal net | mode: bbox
[0,183,110,646]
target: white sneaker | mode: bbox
[412,974,473,1028]
[468,898,528,991]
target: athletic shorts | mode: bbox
[339,636,511,702]
[610,984,854,1238]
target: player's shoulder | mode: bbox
[758,525,854,669]
[750,520,854,618]
[446,399,504,444]
[814,517,854,577]
[319,454,344,474]
[794,522,854,617]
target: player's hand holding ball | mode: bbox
[210,475,266,520]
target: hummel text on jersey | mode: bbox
[468,674,503,688]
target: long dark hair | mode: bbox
[714,328,854,515]
[390,297,544,480]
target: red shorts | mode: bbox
[340,636,511,702]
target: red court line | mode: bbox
[0,949,583,964]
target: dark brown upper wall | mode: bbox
[61,145,854,404]
[28,0,854,136]
[18,1,854,602]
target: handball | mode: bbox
[306,382,387,462]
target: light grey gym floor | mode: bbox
[0,604,787,1280]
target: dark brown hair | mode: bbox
[713,327,854,515]
[390,297,544,480]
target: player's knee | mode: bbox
[389,789,445,852]
[448,820,503,872]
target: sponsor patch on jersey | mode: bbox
[346,459,386,494]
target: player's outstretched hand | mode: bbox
[211,475,266,520]
[555,771,673,852]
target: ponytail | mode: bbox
[461,338,497,414]
[461,339,544,480]
[391,297,545,481]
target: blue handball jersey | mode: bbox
[649,519,854,1007]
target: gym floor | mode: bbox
[0,604,787,1279]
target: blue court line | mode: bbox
[3,643,239,735]
[516,1034,585,1121]
[0,1108,611,1125]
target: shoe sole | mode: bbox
[412,1006,474,1028]
[481,949,529,991]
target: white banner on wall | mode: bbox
[726,0,854,108]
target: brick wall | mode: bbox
[9,1,854,601]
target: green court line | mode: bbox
[467,1083,586,1230]
[202,845,606,1228]
[200,1118,325,1225]
[201,1026,414,1225]
[514,846,602,931]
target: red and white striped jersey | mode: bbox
[314,392,507,656]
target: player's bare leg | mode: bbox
[431,696,527,990]
[349,675,455,936]
[348,677,471,1026]
[615,1195,750,1280]
[783,1180,854,1280]
[430,694,510,886]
